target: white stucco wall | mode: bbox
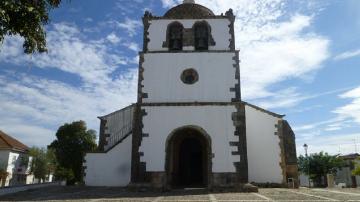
[142,52,237,103]
[147,19,231,51]
[84,135,132,187]
[140,105,239,173]
[7,152,19,174]
[1,151,20,186]
[245,105,283,183]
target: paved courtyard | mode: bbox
[1,186,360,201]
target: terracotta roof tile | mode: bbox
[0,130,29,152]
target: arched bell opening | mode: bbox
[167,22,184,51]
[165,126,212,189]
[193,21,211,51]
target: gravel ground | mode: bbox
[1,186,360,201]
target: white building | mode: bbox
[85,0,298,190]
[335,153,360,188]
[0,130,33,187]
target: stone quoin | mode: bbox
[84,0,299,191]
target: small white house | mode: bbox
[85,0,299,190]
[335,153,360,188]
[0,130,33,187]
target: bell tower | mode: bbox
[132,0,248,189]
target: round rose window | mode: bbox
[181,68,199,84]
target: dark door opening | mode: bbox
[178,138,204,187]
[166,127,210,189]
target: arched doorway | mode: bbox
[165,126,211,188]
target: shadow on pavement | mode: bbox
[0,186,214,201]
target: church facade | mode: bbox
[84,1,298,190]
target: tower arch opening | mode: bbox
[194,21,210,50]
[167,22,184,51]
[165,126,212,188]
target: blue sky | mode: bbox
[0,0,359,155]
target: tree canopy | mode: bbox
[0,0,62,54]
[0,160,8,187]
[353,158,360,176]
[298,152,345,187]
[29,147,56,182]
[49,120,97,184]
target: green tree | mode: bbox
[0,160,8,186]
[29,147,56,182]
[49,121,97,185]
[0,0,62,54]
[298,152,345,187]
[353,157,360,176]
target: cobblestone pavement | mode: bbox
[1,186,360,201]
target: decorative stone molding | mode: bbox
[226,9,236,50]
[137,54,145,104]
[142,11,152,52]
[232,103,248,183]
[277,120,287,185]
[130,104,143,183]
[231,51,241,102]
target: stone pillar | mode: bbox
[327,174,334,188]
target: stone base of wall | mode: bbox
[128,172,258,192]
[211,173,258,192]
[212,173,237,189]
[146,172,166,189]
[286,165,299,188]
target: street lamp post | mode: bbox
[303,143,310,188]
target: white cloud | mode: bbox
[117,18,142,37]
[124,42,140,52]
[254,87,303,109]
[334,49,360,61]
[0,22,138,147]
[0,23,129,86]
[256,86,353,110]
[162,0,330,103]
[0,69,138,147]
[106,33,122,44]
[292,117,343,132]
[296,132,360,155]
[161,0,176,8]
[334,87,360,124]
[239,14,329,100]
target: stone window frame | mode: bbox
[166,21,184,51]
[162,20,216,51]
[165,125,212,189]
[193,21,214,51]
[181,68,199,85]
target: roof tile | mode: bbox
[0,130,29,152]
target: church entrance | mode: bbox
[165,126,211,188]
